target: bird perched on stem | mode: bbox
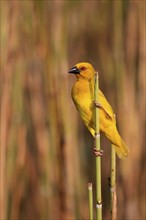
[68,62,129,159]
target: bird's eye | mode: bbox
[80,66,86,71]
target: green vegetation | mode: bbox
[94,72,102,220]
[88,183,93,220]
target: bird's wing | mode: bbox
[98,90,115,120]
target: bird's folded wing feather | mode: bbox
[98,90,115,121]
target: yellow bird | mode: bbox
[68,62,129,159]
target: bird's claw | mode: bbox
[93,148,104,157]
[93,101,102,108]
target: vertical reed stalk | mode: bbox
[110,145,117,220]
[88,183,93,220]
[94,72,102,220]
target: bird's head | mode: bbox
[68,62,96,80]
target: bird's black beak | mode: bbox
[68,66,80,74]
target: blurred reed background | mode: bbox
[0,1,145,220]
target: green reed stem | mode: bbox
[110,145,117,220]
[88,183,93,220]
[94,72,102,220]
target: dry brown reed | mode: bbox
[0,1,145,219]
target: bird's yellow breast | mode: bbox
[72,79,93,124]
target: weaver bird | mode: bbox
[68,62,129,159]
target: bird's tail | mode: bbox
[105,126,129,159]
[112,141,129,160]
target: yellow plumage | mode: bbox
[69,62,129,159]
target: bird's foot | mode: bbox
[93,148,104,157]
[93,101,102,108]
[93,100,112,119]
